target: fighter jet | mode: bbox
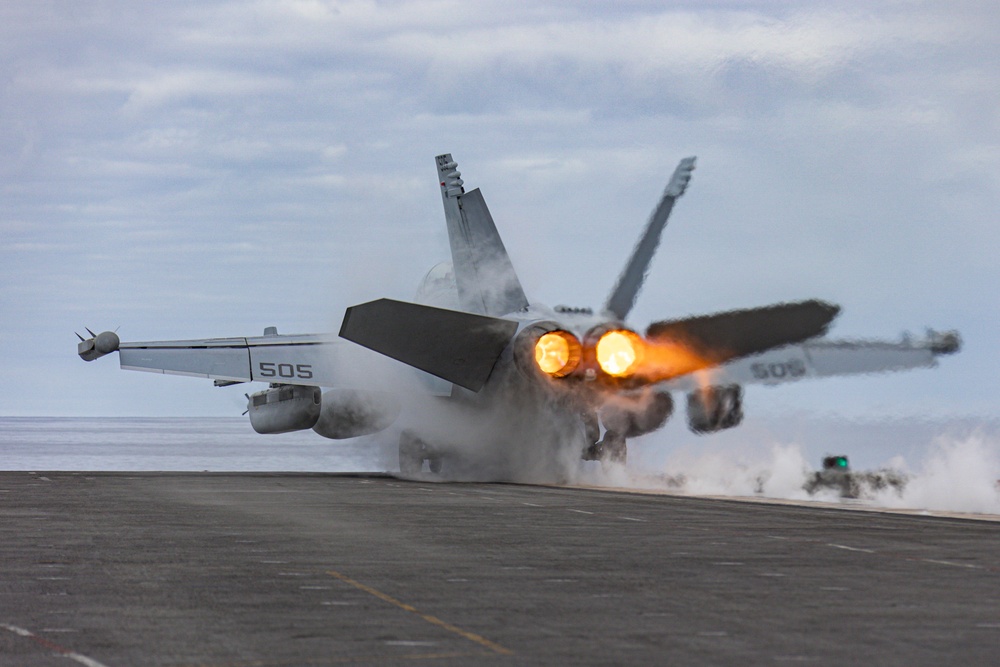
[78,154,960,475]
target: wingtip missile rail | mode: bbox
[77,330,120,362]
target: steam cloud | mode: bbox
[380,339,998,518]
[574,421,1000,516]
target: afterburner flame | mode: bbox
[596,330,642,377]
[636,339,714,385]
[534,331,581,377]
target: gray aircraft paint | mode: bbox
[435,154,530,318]
[77,154,960,453]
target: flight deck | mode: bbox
[1,472,998,665]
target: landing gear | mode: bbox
[581,408,628,469]
[398,431,444,476]
[583,430,627,468]
[687,385,743,434]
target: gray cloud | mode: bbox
[1,1,995,416]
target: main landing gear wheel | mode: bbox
[582,431,628,469]
[399,431,445,476]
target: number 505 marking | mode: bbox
[751,359,806,380]
[258,362,314,380]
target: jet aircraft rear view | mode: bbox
[78,153,961,477]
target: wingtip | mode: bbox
[814,300,842,327]
[665,157,697,198]
[814,298,840,316]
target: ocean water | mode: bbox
[0,417,394,472]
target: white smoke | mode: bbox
[579,421,1000,516]
[871,433,1000,514]
[398,380,594,485]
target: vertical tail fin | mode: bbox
[603,157,696,320]
[435,154,529,317]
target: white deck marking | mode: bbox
[386,640,438,647]
[568,509,594,515]
[66,653,111,667]
[1,624,112,667]
[922,559,982,569]
[827,543,875,553]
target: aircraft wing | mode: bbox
[659,331,961,391]
[117,334,340,386]
[79,330,418,390]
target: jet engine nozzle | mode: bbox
[595,329,643,378]
[513,322,582,381]
[534,330,583,378]
[77,330,120,362]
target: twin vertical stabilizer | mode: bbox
[435,154,529,317]
[434,153,695,322]
[603,157,696,320]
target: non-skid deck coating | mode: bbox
[1,472,998,666]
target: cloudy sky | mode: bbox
[2,0,996,418]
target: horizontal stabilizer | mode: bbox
[339,298,519,392]
[646,300,840,365]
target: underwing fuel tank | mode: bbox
[247,386,401,438]
[247,385,322,434]
[312,389,401,439]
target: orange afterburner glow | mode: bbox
[596,330,643,377]
[534,331,581,377]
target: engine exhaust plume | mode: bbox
[634,338,713,383]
